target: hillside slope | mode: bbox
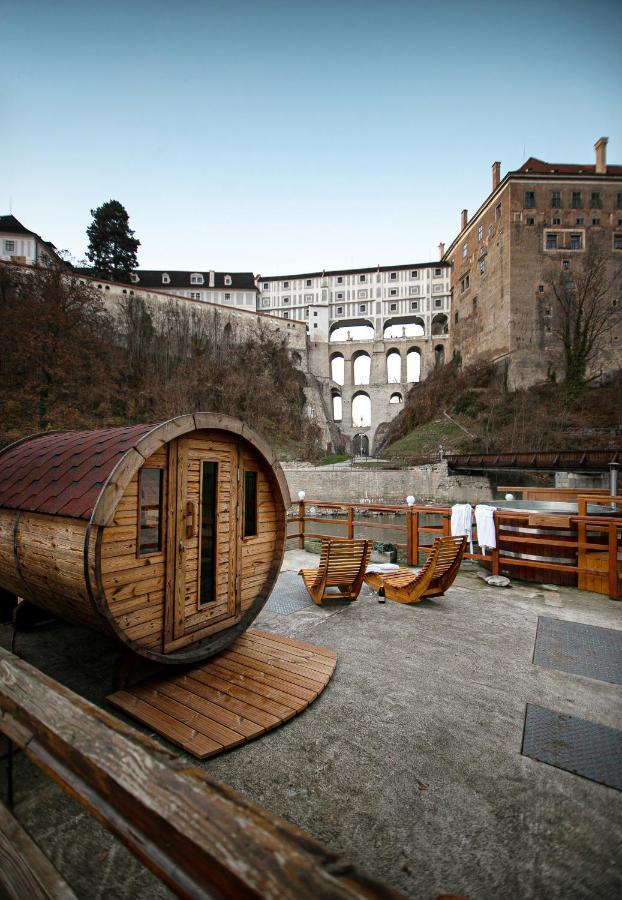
[382,361,622,457]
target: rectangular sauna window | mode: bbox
[244,470,258,538]
[199,461,218,605]
[138,468,163,555]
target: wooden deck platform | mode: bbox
[107,629,337,758]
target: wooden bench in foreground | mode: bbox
[299,539,372,605]
[0,645,404,899]
[0,799,77,900]
[364,536,466,604]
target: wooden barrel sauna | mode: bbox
[0,413,290,663]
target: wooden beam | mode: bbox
[0,800,77,900]
[0,648,404,900]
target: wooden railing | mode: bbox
[0,647,404,899]
[446,449,621,470]
[497,486,610,502]
[288,499,622,599]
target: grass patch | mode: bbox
[317,452,350,466]
[384,419,467,457]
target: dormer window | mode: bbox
[162,273,170,284]
[224,275,232,286]
[130,273,139,283]
[190,273,204,285]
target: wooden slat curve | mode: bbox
[107,629,337,759]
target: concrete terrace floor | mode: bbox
[1,550,621,900]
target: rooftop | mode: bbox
[515,156,622,177]
[1,548,620,898]
[0,423,156,520]
[0,214,58,252]
[258,262,449,283]
[133,269,257,290]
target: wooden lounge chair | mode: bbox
[364,535,466,604]
[299,539,372,605]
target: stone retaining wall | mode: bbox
[282,462,494,505]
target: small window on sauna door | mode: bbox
[199,461,218,605]
[138,468,163,555]
[244,470,258,537]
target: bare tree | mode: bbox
[0,263,116,433]
[547,245,622,399]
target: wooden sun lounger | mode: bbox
[299,539,372,605]
[364,536,466,604]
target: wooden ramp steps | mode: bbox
[107,629,337,759]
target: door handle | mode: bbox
[179,540,185,552]
[186,500,198,539]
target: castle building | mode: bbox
[256,261,451,343]
[443,138,622,388]
[257,262,451,452]
[131,269,257,309]
[0,215,62,267]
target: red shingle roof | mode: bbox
[516,157,622,176]
[0,423,158,520]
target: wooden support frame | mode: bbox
[0,647,404,900]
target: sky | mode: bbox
[2,0,621,275]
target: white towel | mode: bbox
[365,563,400,573]
[475,504,496,552]
[451,503,473,554]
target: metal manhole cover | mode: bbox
[533,617,622,686]
[522,704,622,791]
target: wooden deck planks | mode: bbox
[107,629,337,759]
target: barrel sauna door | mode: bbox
[164,434,240,651]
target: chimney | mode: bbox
[461,209,468,231]
[594,137,608,174]
[492,161,501,190]
[438,242,445,259]
[209,270,215,287]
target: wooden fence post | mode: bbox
[491,512,500,575]
[406,508,419,567]
[347,505,354,540]
[412,511,419,566]
[298,500,305,550]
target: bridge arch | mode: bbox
[383,316,425,339]
[431,313,448,336]
[352,433,370,458]
[434,344,445,366]
[386,348,402,383]
[329,318,375,342]
[330,351,345,385]
[389,392,403,404]
[351,391,371,427]
[406,347,422,383]
[331,389,343,422]
[352,350,371,385]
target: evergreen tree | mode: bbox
[86,200,140,282]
